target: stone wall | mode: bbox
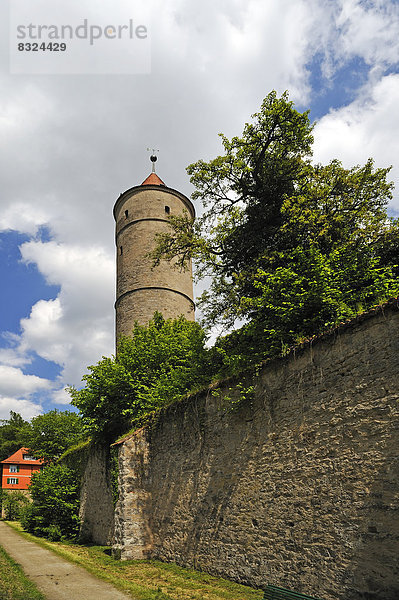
[113,303,399,600]
[63,442,115,545]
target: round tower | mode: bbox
[114,158,195,341]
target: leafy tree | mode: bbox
[0,412,31,462]
[0,490,29,521]
[152,91,314,322]
[20,464,80,541]
[152,91,399,368]
[24,410,83,463]
[69,313,212,442]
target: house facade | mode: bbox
[1,447,43,490]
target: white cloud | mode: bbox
[0,396,43,421]
[0,0,331,251]
[0,202,51,237]
[19,299,67,365]
[3,0,396,249]
[0,365,50,397]
[303,0,399,83]
[0,346,30,369]
[51,387,73,406]
[313,73,399,208]
[18,241,115,386]
[335,0,399,66]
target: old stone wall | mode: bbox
[78,443,115,545]
[63,442,115,545]
[113,304,399,600]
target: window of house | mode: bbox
[23,455,35,461]
[7,478,18,485]
[9,464,19,473]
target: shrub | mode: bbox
[0,490,30,521]
[21,464,80,540]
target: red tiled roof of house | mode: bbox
[141,172,165,186]
[1,447,44,466]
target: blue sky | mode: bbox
[1,0,399,419]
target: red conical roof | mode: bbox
[141,172,165,186]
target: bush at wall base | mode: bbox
[20,464,80,541]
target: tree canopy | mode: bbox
[0,412,31,462]
[0,410,83,463]
[69,313,213,442]
[24,410,83,463]
[152,91,399,368]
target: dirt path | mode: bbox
[0,521,134,600]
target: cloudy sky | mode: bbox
[1,0,399,420]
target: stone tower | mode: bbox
[114,157,195,340]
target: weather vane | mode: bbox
[147,147,159,172]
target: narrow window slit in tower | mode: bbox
[165,206,170,214]
[120,246,123,255]
[125,210,128,218]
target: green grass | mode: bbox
[0,544,45,600]
[6,522,263,600]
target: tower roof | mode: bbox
[141,172,166,186]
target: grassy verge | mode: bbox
[6,522,263,600]
[0,544,45,600]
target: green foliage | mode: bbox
[0,490,29,521]
[152,91,314,292]
[0,412,31,462]
[24,409,83,463]
[373,218,399,278]
[69,313,213,442]
[152,91,399,368]
[20,464,80,541]
[59,438,91,462]
[0,410,84,464]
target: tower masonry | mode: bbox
[114,160,195,340]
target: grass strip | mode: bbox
[5,522,263,600]
[0,544,45,600]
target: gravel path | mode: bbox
[0,521,134,600]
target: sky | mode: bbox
[1,0,399,420]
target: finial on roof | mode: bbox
[147,147,159,173]
[142,148,165,186]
